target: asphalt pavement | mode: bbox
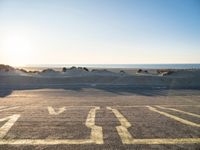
[0,88,199,149]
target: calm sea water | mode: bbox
[26,64,200,69]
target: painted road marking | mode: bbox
[0,106,200,145]
[0,138,200,145]
[107,106,200,144]
[179,97,199,104]
[0,139,93,145]
[0,107,19,112]
[47,106,66,115]
[112,105,200,108]
[86,107,103,144]
[107,107,132,144]
[156,106,200,118]
[158,105,200,107]
[147,106,200,127]
[0,115,21,139]
[0,107,103,145]
[115,106,146,108]
[47,106,97,115]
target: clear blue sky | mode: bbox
[0,0,200,66]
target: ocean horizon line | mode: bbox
[23,64,200,69]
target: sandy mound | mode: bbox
[166,70,200,78]
[38,69,61,77]
[90,69,120,76]
[0,64,15,72]
[61,67,124,77]
[0,64,200,89]
[62,67,90,77]
[0,64,30,76]
[0,65,124,77]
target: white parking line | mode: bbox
[107,106,200,144]
[0,139,93,145]
[0,115,21,139]
[86,107,103,144]
[156,106,200,118]
[179,97,199,104]
[110,105,200,108]
[147,106,200,127]
[0,107,19,112]
[159,105,200,107]
[0,105,200,145]
[47,107,66,115]
[107,107,132,143]
[0,106,103,145]
[47,106,98,115]
[114,106,146,108]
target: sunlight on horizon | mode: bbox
[0,0,200,65]
[1,30,34,66]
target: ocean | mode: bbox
[25,64,200,69]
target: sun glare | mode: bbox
[2,31,34,67]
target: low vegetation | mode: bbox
[137,69,148,73]
[62,67,67,72]
[0,64,15,72]
[41,69,57,73]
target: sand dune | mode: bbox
[0,64,200,89]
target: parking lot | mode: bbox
[0,89,200,149]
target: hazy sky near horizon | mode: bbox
[0,0,200,66]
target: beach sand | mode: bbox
[0,65,200,92]
[0,65,200,149]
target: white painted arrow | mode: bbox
[47,106,66,115]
